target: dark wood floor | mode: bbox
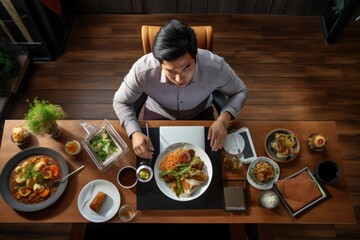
[1,14,360,239]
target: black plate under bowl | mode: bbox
[0,147,69,212]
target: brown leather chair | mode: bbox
[134,25,226,118]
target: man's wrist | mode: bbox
[217,111,232,128]
[215,119,228,129]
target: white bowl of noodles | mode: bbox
[154,142,212,201]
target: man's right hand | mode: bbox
[131,131,154,159]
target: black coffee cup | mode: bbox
[314,160,340,184]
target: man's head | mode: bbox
[153,20,198,87]
[153,19,197,63]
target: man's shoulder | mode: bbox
[133,53,160,72]
[197,49,224,69]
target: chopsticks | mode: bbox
[146,123,149,142]
[146,123,151,163]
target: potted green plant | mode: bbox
[24,98,67,138]
[0,38,21,95]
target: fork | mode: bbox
[81,183,94,209]
[50,165,85,187]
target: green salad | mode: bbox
[89,128,119,162]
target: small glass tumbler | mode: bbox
[224,145,243,172]
[119,204,136,222]
[314,160,340,184]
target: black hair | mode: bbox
[152,19,197,63]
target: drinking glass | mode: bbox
[314,160,340,184]
[119,204,136,221]
[224,145,243,172]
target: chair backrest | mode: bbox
[141,25,213,54]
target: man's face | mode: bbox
[161,52,196,87]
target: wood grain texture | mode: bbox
[2,14,360,240]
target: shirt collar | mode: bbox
[160,70,167,83]
[159,61,199,84]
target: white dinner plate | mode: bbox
[154,142,213,201]
[247,156,280,190]
[77,179,121,222]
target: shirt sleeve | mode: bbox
[216,59,248,119]
[113,65,143,138]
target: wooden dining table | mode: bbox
[0,119,356,240]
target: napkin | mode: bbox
[275,170,322,212]
[159,126,205,152]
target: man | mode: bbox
[113,19,248,158]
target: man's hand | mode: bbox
[131,131,154,158]
[208,120,227,151]
[208,112,231,151]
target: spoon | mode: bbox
[51,165,85,186]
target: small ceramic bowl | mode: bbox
[65,140,82,155]
[259,189,279,209]
[11,128,30,146]
[136,164,153,183]
[117,166,138,188]
[308,133,327,152]
[314,160,340,184]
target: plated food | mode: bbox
[81,119,129,172]
[265,128,300,162]
[308,133,327,151]
[247,156,280,190]
[252,161,275,183]
[89,128,120,162]
[11,126,30,145]
[9,155,61,204]
[89,191,108,213]
[159,147,208,197]
[154,142,212,201]
[65,140,81,155]
[78,179,121,222]
[0,147,69,212]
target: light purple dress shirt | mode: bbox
[113,49,248,137]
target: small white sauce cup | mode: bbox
[260,189,279,209]
[65,140,81,155]
[136,164,153,183]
